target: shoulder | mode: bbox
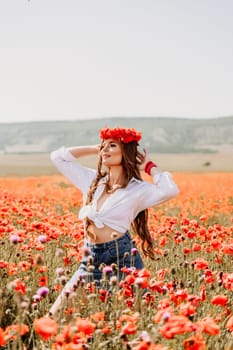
[128,177,147,190]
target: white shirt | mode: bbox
[50,147,179,233]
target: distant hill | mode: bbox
[0,116,233,154]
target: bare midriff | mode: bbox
[86,222,125,244]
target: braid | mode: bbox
[85,158,106,240]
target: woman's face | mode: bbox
[100,139,123,167]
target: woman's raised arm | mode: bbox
[68,145,100,158]
[50,146,98,195]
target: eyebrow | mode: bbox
[102,140,118,145]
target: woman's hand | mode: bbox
[96,144,102,153]
[136,148,151,171]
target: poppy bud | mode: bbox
[9,234,20,244]
[36,287,49,298]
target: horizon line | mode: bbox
[0,114,233,124]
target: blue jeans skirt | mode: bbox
[64,231,144,291]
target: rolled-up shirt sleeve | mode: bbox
[50,147,96,195]
[136,172,179,214]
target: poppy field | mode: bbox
[0,173,233,349]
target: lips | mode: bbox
[102,153,110,159]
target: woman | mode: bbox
[48,127,179,316]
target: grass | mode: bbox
[0,152,233,177]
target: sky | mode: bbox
[0,0,233,123]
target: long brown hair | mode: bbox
[85,140,155,260]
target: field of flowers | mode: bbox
[0,173,233,349]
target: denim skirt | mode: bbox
[65,231,144,290]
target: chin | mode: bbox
[103,161,121,167]
[102,159,110,166]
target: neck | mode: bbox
[108,166,126,187]
[104,166,127,194]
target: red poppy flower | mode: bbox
[0,328,6,347]
[138,268,151,278]
[179,302,196,317]
[170,289,188,306]
[211,295,228,307]
[211,239,222,250]
[131,340,151,350]
[222,273,233,290]
[5,324,29,340]
[199,285,206,301]
[222,244,233,255]
[159,315,194,339]
[149,279,164,294]
[226,315,233,333]
[38,275,48,287]
[122,321,137,335]
[196,317,220,335]
[75,318,96,336]
[14,279,26,295]
[156,268,168,280]
[99,289,108,302]
[183,332,206,350]
[153,308,173,324]
[91,311,105,322]
[34,317,58,340]
[184,247,192,255]
[192,243,202,252]
[0,260,8,268]
[192,258,209,270]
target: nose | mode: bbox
[102,143,109,152]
